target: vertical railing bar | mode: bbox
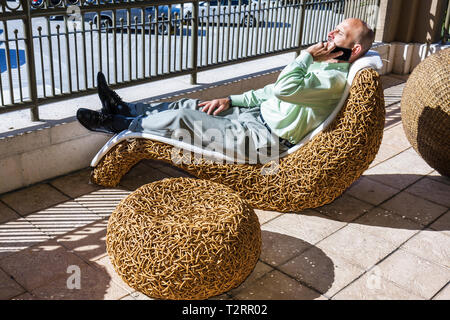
[244,5,250,57]
[231,5,236,59]
[211,8,216,64]
[13,30,23,102]
[113,10,117,83]
[155,7,159,75]
[161,13,165,74]
[297,0,305,52]
[190,0,198,84]
[255,0,261,54]
[120,18,124,81]
[90,21,94,87]
[168,6,172,73]
[127,8,131,81]
[135,16,138,78]
[186,15,190,70]
[268,1,274,51]
[251,2,257,55]
[280,1,287,50]
[106,19,110,85]
[38,26,45,98]
[178,4,181,71]
[81,14,88,90]
[46,17,55,96]
[141,9,145,78]
[0,21,6,106]
[222,1,231,61]
[263,2,268,53]
[3,21,15,103]
[273,0,279,50]
[56,25,62,93]
[173,13,178,72]
[74,23,79,91]
[149,14,153,77]
[216,4,220,63]
[199,10,204,66]
[97,11,102,75]
[205,4,210,65]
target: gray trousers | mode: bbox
[126,98,288,164]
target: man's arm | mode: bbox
[273,42,345,104]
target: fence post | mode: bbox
[295,0,305,57]
[22,0,39,121]
[190,0,199,85]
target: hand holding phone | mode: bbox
[330,46,353,61]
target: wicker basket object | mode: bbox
[106,177,261,300]
[93,68,385,212]
[401,49,450,177]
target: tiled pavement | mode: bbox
[0,74,449,300]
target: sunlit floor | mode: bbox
[0,74,448,300]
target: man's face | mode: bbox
[327,20,357,49]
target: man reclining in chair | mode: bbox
[77,18,375,164]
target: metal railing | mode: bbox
[0,0,380,120]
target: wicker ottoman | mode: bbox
[401,48,450,177]
[106,177,261,300]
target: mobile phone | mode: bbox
[331,46,353,61]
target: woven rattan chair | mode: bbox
[401,48,450,177]
[92,68,385,212]
[106,177,261,300]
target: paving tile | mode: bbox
[232,270,322,300]
[253,209,282,225]
[404,177,450,207]
[74,188,131,219]
[369,143,402,168]
[258,228,312,267]
[346,176,400,206]
[316,225,397,270]
[25,200,101,238]
[332,270,424,300]
[56,219,108,262]
[365,148,434,190]
[432,284,450,300]
[380,123,411,151]
[0,267,25,300]
[429,211,450,235]
[0,184,70,217]
[0,239,90,291]
[0,217,51,260]
[263,211,346,245]
[129,291,154,300]
[376,248,450,299]
[278,245,365,297]
[119,162,171,191]
[29,262,130,300]
[228,261,273,296]
[0,201,20,224]
[90,255,135,295]
[400,229,450,268]
[49,168,101,199]
[380,191,448,227]
[351,207,423,247]
[315,194,373,222]
[428,171,450,186]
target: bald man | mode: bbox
[77,18,375,163]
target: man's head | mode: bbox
[327,18,375,63]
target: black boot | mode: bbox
[97,72,133,117]
[76,108,131,134]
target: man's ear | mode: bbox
[352,43,363,57]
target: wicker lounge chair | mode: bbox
[90,55,385,212]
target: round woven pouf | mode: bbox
[106,177,261,300]
[401,48,450,177]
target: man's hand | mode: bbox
[306,42,344,62]
[198,98,231,116]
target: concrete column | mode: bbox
[375,0,447,43]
